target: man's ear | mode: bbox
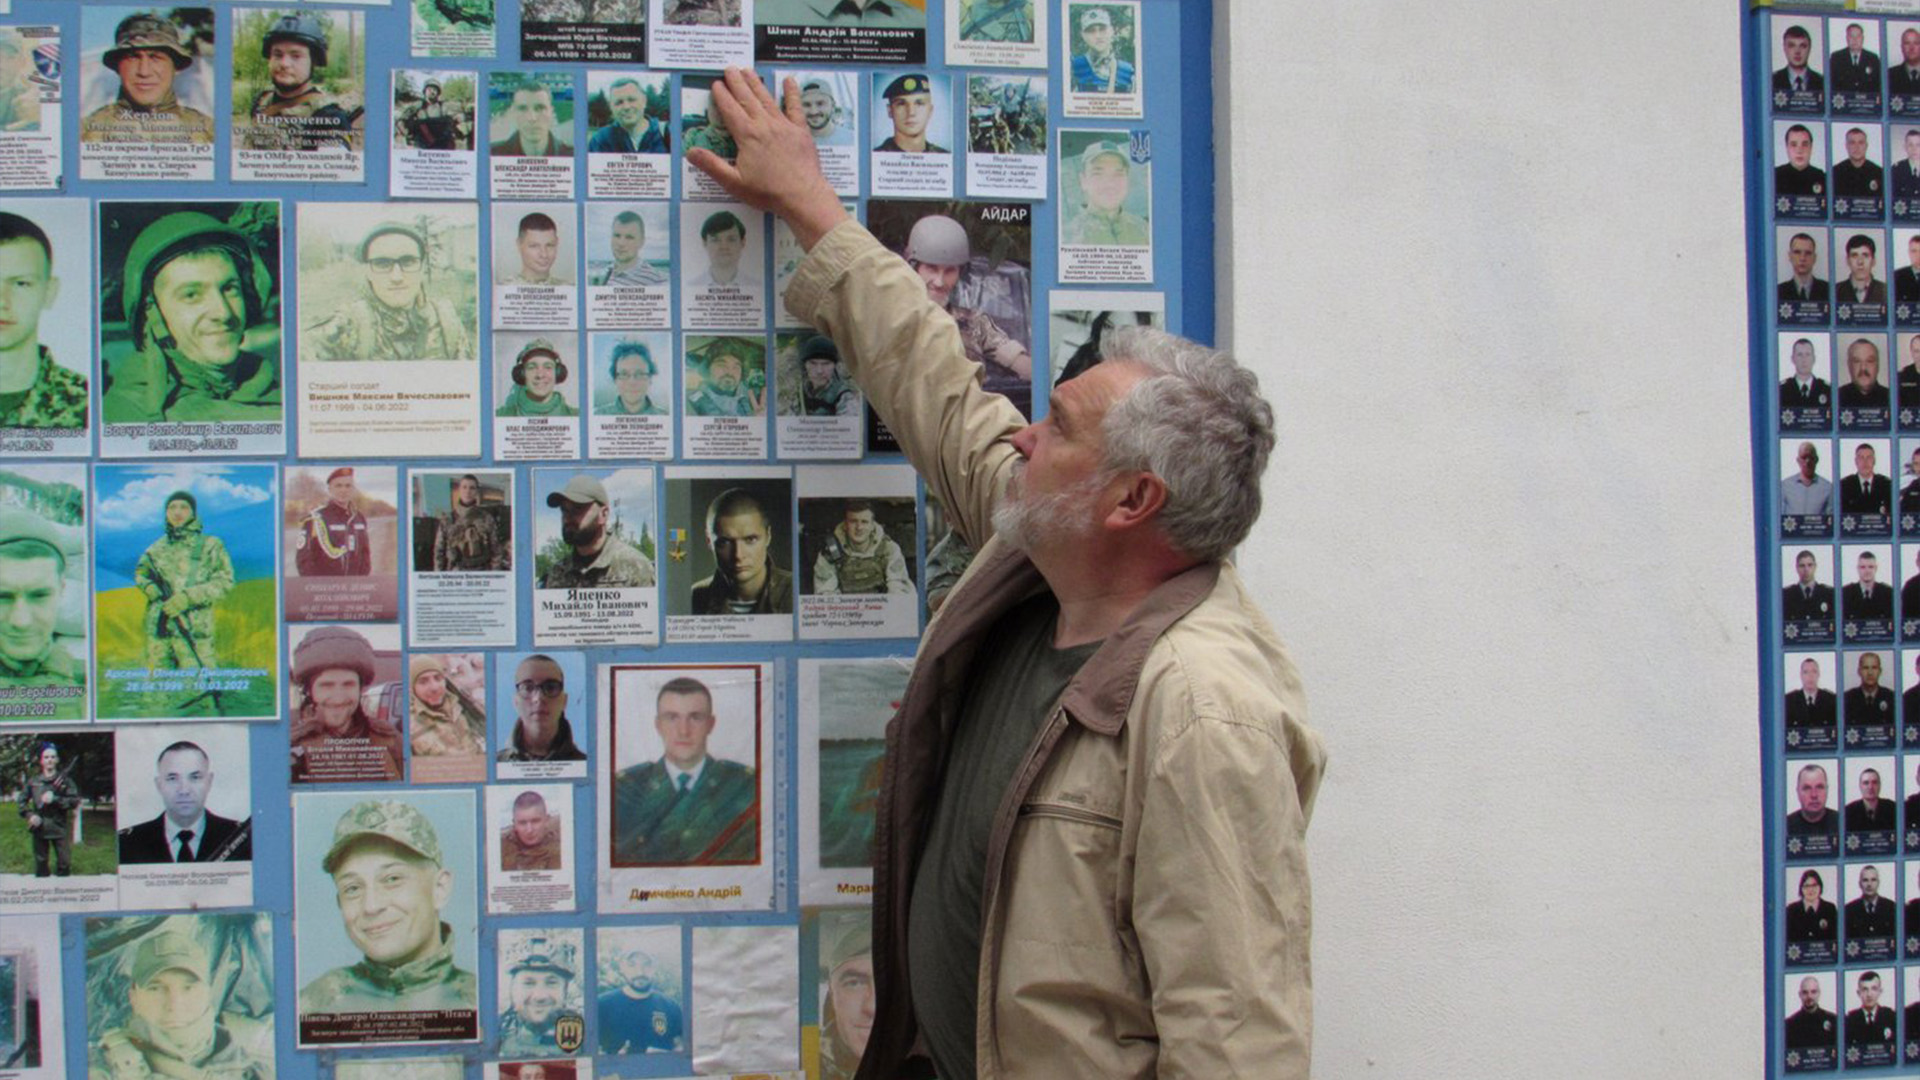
[1103,471,1167,531]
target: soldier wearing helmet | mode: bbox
[399,78,467,151]
[496,932,582,1056]
[245,12,363,153]
[101,211,281,424]
[288,625,404,782]
[301,221,473,363]
[902,214,1031,380]
[79,14,214,146]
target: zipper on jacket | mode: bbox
[1018,801,1122,830]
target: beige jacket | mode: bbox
[788,222,1326,1080]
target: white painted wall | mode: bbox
[1215,2,1764,1076]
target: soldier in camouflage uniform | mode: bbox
[135,491,234,672]
[817,910,876,1080]
[79,15,215,147]
[682,96,738,158]
[612,676,758,865]
[496,933,579,1056]
[298,799,479,1017]
[288,625,404,782]
[813,499,910,595]
[0,212,88,431]
[244,13,362,153]
[539,474,655,589]
[17,742,78,876]
[0,509,85,720]
[301,222,473,363]
[431,474,509,571]
[499,789,561,871]
[900,214,1032,383]
[408,654,486,760]
[89,931,273,1080]
[663,0,742,27]
[1063,139,1150,247]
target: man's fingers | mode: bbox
[685,147,746,194]
[708,77,752,134]
[781,75,804,124]
[745,72,780,113]
[720,67,764,121]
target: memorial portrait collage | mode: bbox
[0,0,1191,1077]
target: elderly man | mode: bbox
[102,212,280,424]
[288,625,404,782]
[0,509,83,714]
[297,467,372,577]
[612,675,757,863]
[500,790,560,870]
[80,14,214,145]
[540,474,655,589]
[89,931,272,1077]
[302,221,472,362]
[690,488,791,615]
[498,654,587,763]
[589,77,668,154]
[497,934,578,1056]
[813,499,909,595]
[299,799,478,1015]
[0,212,87,430]
[686,69,1324,1080]
[118,740,251,863]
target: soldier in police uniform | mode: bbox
[135,491,234,674]
[0,509,84,716]
[596,941,683,1054]
[0,212,87,431]
[496,934,579,1057]
[499,790,560,871]
[1787,975,1839,1050]
[17,742,77,876]
[1784,549,1835,622]
[297,467,372,578]
[1070,7,1135,94]
[301,221,473,364]
[612,675,758,864]
[1844,655,1896,736]
[540,474,655,590]
[89,930,273,1079]
[101,211,282,425]
[1846,764,1898,832]
[1845,865,1896,940]
[900,215,1032,383]
[298,799,479,1016]
[431,474,508,572]
[79,14,214,147]
[813,499,910,595]
[244,13,362,153]
[288,625,404,782]
[875,74,946,153]
[1065,139,1150,247]
[1831,23,1882,98]
[1846,971,1896,1053]
[1832,128,1884,201]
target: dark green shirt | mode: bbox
[907,593,1100,1080]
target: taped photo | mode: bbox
[682,335,768,459]
[585,202,671,330]
[965,74,1047,199]
[0,26,63,190]
[493,202,580,330]
[780,69,859,196]
[680,74,749,201]
[496,928,587,1058]
[1058,128,1152,283]
[869,72,952,198]
[662,467,792,642]
[680,203,767,331]
[0,200,89,459]
[774,331,861,458]
[1062,0,1141,118]
[495,332,584,461]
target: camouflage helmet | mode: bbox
[323,798,444,872]
[122,212,264,345]
[128,930,212,986]
[292,624,376,687]
[262,11,328,68]
[103,14,194,72]
[904,214,970,268]
[818,909,872,977]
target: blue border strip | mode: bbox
[1177,0,1215,346]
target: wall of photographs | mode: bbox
[0,0,1213,1077]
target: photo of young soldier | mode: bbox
[493,333,584,461]
[485,782,575,914]
[82,913,274,1079]
[0,464,87,723]
[585,203,671,329]
[91,463,281,722]
[283,465,400,624]
[287,623,405,785]
[777,70,859,196]
[394,69,475,151]
[868,72,953,198]
[521,0,646,63]
[408,652,487,784]
[0,200,92,457]
[797,464,919,640]
[488,72,576,200]
[78,7,217,181]
[0,25,63,190]
[804,907,875,1080]
[661,468,793,643]
[230,9,366,183]
[494,650,589,781]
[682,335,768,459]
[494,928,587,1058]
[964,73,1048,200]
[531,467,659,648]
[1062,0,1143,119]
[0,732,117,908]
[679,205,768,331]
[405,470,518,653]
[1057,129,1153,283]
[773,332,862,459]
[492,203,580,332]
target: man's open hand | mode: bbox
[685,68,850,251]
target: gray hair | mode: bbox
[1097,327,1275,562]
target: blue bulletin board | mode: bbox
[0,0,1215,1075]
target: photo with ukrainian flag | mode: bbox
[91,463,280,722]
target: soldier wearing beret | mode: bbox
[301,221,473,363]
[499,790,560,871]
[430,474,508,572]
[289,625,404,782]
[497,933,579,1056]
[89,930,273,1079]
[244,12,363,152]
[0,212,87,431]
[1786,975,1838,1050]
[0,508,84,715]
[135,490,234,675]
[818,910,875,1080]
[79,14,215,146]
[596,939,683,1054]
[1064,140,1149,247]
[298,799,478,1015]
[297,467,372,578]
[17,742,78,876]
[612,675,757,864]
[539,474,655,589]
[497,338,578,417]
[875,74,945,154]
[1070,7,1134,94]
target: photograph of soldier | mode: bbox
[684,337,764,421]
[816,910,874,1080]
[232,10,365,154]
[687,210,756,291]
[499,790,561,871]
[1842,442,1893,515]
[1845,548,1894,623]
[409,653,487,770]
[1787,868,1838,949]
[958,0,1037,44]
[1787,761,1840,846]
[282,465,399,625]
[498,210,572,286]
[589,207,668,287]
[873,73,948,154]
[1786,974,1839,1050]
[1783,549,1836,621]
[497,653,588,765]
[117,739,251,864]
[79,10,215,147]
[1785,656,1837,737]
[1776,123,1827,199]
[1846,970,1897,1056]
[287,624,405,784]
[0,211,87,432]
[1844,652,1896,737]
[596,338,669,415]
[1830,21,1881,104]
[1061,134,1150,247]
[0,29,44,133]
[1067,4,1135,94]
[496,336,579,417]
[587,74,668,154]
[83,914,274,1079]
[299,211,478,364]
[778,333,859,417]
[1836,235,1888,311]
[1833,127,1883,207]
[136,490,232,675]
[611,671,759,864]
[805,658,900,876]
[868,201,1033,415]
[682,76,739,165]
[1846,864,1896,941]
[416,471,511,572]
[490,74,571,157]
[296,468,372,578]
[395,71,474,151]
[663,0,742,27]
[596,927,683,1054]
[968,74,1046,156]
[798,75,857,148]
[0,468,86,722]
[495,929,583,1057]
[295,794,479,1039]
[13,741,79,877]
[537,473,656,590]
[805,498,912,595]
[1847,761,1898,831]
[686,484,792,616]
[1778,232,1830,313]
[98,202,282,425]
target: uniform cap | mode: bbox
[1079,7,1112,29]
[323,798,443,872]
[546,474,608,507]
[506,933,577,978]
[129,931,211,986]
[818,910,871,977]
[326,467,354,484]
[292,624,376,687]
[104,15,193,72]
[1078,139,1129,169]
[0,508,75,565]
[882,74,932,100]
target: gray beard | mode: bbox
[991,468,1101,553]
